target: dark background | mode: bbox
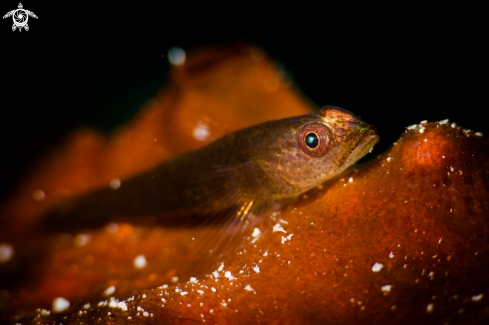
[0,4,486,199]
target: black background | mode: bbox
[0,4,486,199]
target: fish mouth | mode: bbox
[345,127,379,165]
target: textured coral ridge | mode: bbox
[28,122,489,324]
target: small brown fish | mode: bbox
[40,107,378,235]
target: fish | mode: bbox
[39,106,378,244]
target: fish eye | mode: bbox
[298,123,330,158]
[305,132,319,149]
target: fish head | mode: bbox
[263,106,379,199]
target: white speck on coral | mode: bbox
[190,277,198,283]
[40,309,51,316]
[451,123,457,128]
[180,291,188,296]
[133,254,147,269]
[420,120,427,124]
[381,285,392,292]
[108,298,128,311]
[52,297,70,313]
[218,262,225,272]
[197,290,204,295]
[273,224,286,233]
[406,124,417,130]
[103,286,116,297]
[32,189,45,201]
[74,234,91,247]
[244,284,256,293]
[471,294,483,302]
[423,138,427,142]
[349,177,353,183]
[0,243,14,263]
[371,262,383,272]
[389,252,394,258]
[171,277,179,283]
[193,122,210,141]
[224,271,236,281]
[168,47,186,66]
[253,266,260,273]
[263,251,268,256]
[106,223,118,233]
[419,128,425,134]
[252,228,261,237]
[439,119,449,124]
[211,287,217,292]
[110,179,121,190]
[475,132,483,137]
[281,233,294,244]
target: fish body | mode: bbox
[41,107,378,231]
